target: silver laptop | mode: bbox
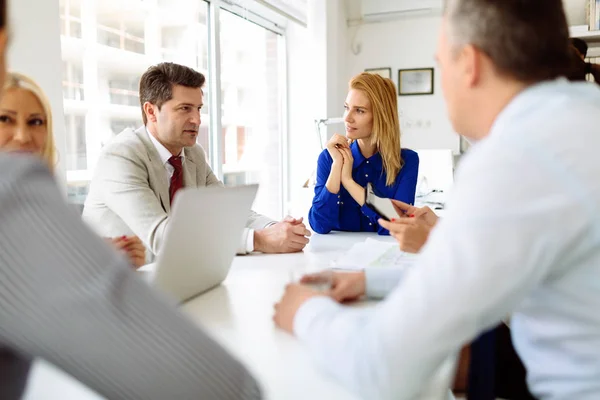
[141,184,258,303]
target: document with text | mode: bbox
[332,238,419,270]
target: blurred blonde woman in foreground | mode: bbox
[0,72,145,268]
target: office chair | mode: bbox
[467,324,537,400]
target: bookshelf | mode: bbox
[570,27,600,57]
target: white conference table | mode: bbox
[182,232,393,400]
[24,232,455,400]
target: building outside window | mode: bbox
[60,0,210,203]
[59,0,288,218]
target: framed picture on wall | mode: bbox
[365,67,392,79]
[398,68,434,96]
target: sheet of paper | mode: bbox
[332,238,418,270]
[370,244,419,268]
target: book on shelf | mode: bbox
[597,0,600,30]
[571,25,589,33]
[587,0,600,31]
[585,57,599,83]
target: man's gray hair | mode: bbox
[443,0,573,83]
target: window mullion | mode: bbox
[208,0,224,179]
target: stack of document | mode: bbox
[332,238,419,270]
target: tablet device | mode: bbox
[365,183,397,221]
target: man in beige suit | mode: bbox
[83,62,310,257]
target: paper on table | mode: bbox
[332,238,418,270]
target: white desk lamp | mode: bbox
[313,117,345,150]
[302,117,345,188]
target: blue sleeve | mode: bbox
[308,151,340,234]
[360,203,380,222]
[393,149,419,205]
[376,150,420,236]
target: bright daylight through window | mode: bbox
[59,0,285,218]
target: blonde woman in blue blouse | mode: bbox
[308,72,419,235]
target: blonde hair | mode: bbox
[3,72,56,172]
[349,72,402,186]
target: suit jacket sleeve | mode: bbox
[204,157,224,187]
[196,151,274,254]
[95,146,169,256]
[0,155,262,400]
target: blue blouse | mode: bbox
[308,142,419,235]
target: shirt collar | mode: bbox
[351,140,381,167]
[146,126,185,166]
[489,78,570,139]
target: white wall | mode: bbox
[327,0,351,123]
[339,0,590,155]
[346,15,459,153]
[564,0,587,25]
[286,3,317,216]
[8,0,67,188]
[286,0,350,216]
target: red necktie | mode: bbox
[168,156,184,205]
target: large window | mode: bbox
[60,0,210,202]
[62,61,85,101]
[59,0,82,39]
[64,114,86,170]
[219,10,284,217]
[59,0,287,219]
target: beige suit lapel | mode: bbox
[135,127,172,213]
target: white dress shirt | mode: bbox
[147,128,186,180]
[147,128,258,253]
[294,79,600,400]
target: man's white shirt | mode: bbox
[147,128,186,180]
[294,79,600,400]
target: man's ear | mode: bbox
[461,44,481,88]
[143,102,158,123]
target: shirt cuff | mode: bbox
[294,296,342,339]
[237,228,252,254]
[246,228,255,253]
[244,222,276,254]
[365,267,405,299]
[314,187,341,208]
[360,204,379,221]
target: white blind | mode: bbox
[223,0,307,27]
[257,0,307,25]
